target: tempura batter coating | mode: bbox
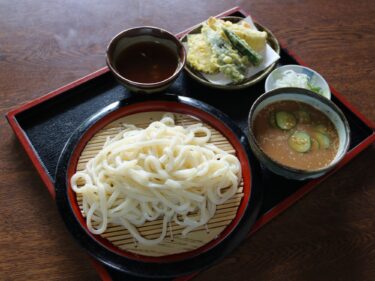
[207,17,267,53]
[187,34,219,74]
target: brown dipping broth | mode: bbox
[253,100,339,171]
[115,41,178,84]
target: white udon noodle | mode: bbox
[71,113,241,245]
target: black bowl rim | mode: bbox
[54,93,263,278]
[247,87,351,176]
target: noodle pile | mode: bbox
[71,113,241,245]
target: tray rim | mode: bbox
[5,5,375,281]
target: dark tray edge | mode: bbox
[5,5,375,281]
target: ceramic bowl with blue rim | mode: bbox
[265,64,331,99]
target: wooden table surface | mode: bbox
[1,0,374,280]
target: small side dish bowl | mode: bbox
[106,26,186,93]
[248,87,350,180]
[180,16,280,90]
[265,64,331,99]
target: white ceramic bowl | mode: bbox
[248,87,350,180]
[265,64,331,99]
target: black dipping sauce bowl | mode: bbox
[106,26,186,93]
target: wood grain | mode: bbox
[0,0,374,280]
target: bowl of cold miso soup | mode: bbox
[248,87,350,180]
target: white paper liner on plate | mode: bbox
[183,16,280,86]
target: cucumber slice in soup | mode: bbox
[294,110,311,124]
[275,111,297,130]
[314,124,328,134]
[269,111,277,127]
[311,138,320,151]
[288,131,311,153]
[312,131,330,149]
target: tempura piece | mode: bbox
[187,34,219,74]
[207,17,267,53]
[201,24,247,83]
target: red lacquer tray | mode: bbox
[6,6,375,281]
